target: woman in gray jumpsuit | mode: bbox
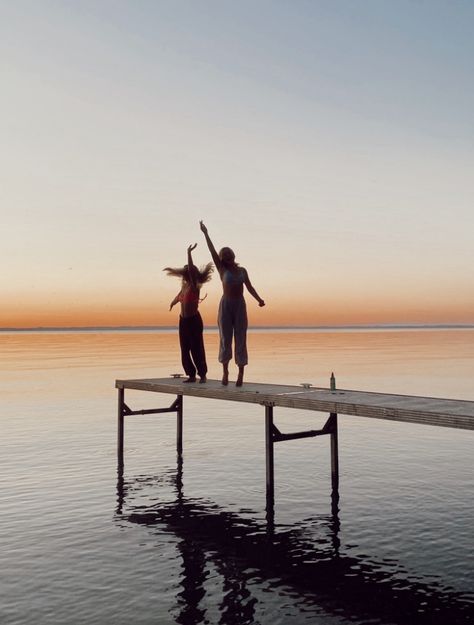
[200,221,265,386]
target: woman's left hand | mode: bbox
[187,243,197,252]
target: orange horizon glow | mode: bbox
[2,294,474,328]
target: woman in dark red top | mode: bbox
[164,244,213,383]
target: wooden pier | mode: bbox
[115,377,474,511]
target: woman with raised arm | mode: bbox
[199,220,265,387]
[164,244,213,384]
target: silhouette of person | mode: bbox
[164,244,213,383]
[199,221,265,386]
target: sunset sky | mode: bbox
[2,1,473,328]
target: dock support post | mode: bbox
[118,387,125,472]
[329,412,339,493]
[265,405,275,510]
[176,395,183,455]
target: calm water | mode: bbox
[1,329,473,625]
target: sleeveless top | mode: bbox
[222,268,245,285]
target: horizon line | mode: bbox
[2,323,474,333]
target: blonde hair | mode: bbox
[163,262,214,285]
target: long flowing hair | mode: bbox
[163,262,214,286]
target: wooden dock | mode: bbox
[115,377,474,510]
[115,377,474,430]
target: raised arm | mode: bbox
[243,269,265,307]
[199,221,221,271]
[187,243,197,288]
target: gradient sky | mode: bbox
[2,1,473,327]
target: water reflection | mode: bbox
[115,458,472,625]
[175,533,208,625]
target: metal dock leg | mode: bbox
[118,387,125,472]
[265,405,275,510]
[269,409,340,513]
[176,395,183,455]
[329,413,339,494]
[116,389,182,473]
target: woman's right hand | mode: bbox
[199,220,208,234]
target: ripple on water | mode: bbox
[2,330,474,624]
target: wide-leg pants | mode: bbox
[218,297,248,366]
[179,313,207,378]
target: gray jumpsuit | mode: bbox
[218,269,248,366]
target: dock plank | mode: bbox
[115,378,474,431]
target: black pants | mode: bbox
[179,313,207,378]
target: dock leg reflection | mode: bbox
[116,471,125,515]
[175,452,184,503]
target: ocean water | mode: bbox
[1,328,473,625]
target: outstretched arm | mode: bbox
[187,243,197,288]
[243,269,265,307]
[199,221,221,271]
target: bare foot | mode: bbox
[222,363,229,386]
[236,368,244,387]
[183,377,196,383]
[199,376,207,384]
